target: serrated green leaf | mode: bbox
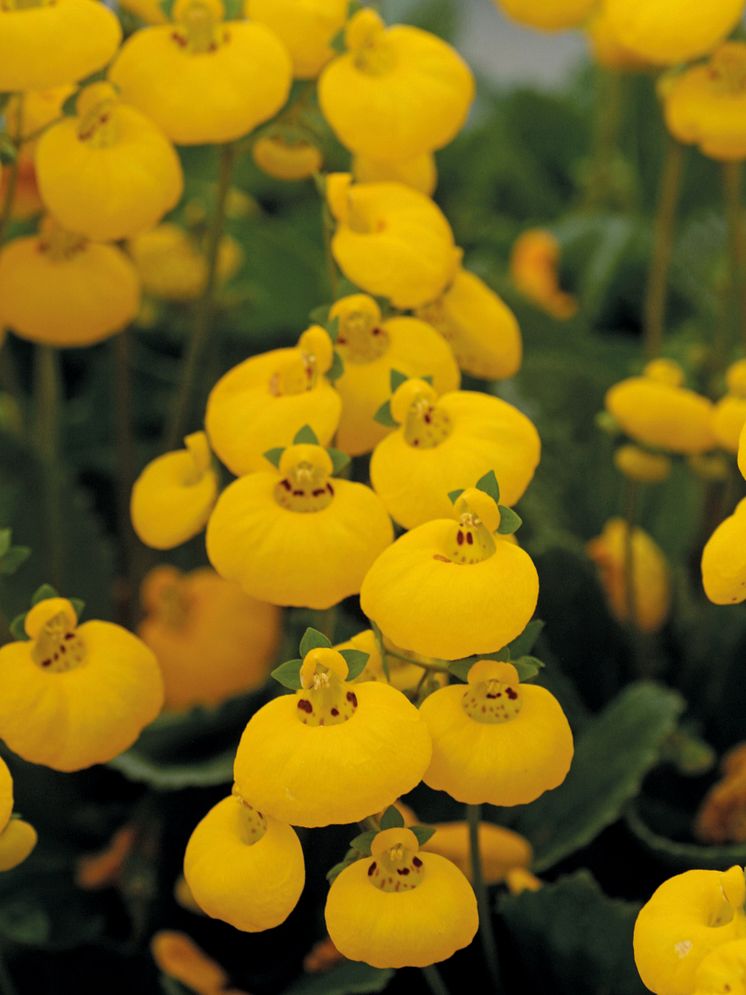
[31,584,58,606]
[508,620,545,659]
[448,488,465,504]
[299,626,332,656]
[389,369,408,392]
[411,824,436,847]
[512,655,545,681]
[349,830,376,855]
[284,961,394,995]
[339,648,369,680]
[264,447,284,468]
[380,805,404,830]
[476,470,500,504]
[327,351,345,382]
[271,657,304,690]
[373,400,396,427]
[293,424,319,445]
[497,505,522,534]
[327,448,350,476]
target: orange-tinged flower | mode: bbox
[151,930,229,995]
[76,824,137,890]
[696,744,746,845]
[510,228,577,320]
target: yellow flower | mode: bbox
[0,0,121,92]
[634,866,746,995]
[0,758,36,873]
[370,378,540,529]
[423,820,532,885]
[587,518,671,633]
[605,0,744,66]
[138,566,281,711]
[127,224,241,302]
[76,824,136,891]
[233,648,431,827]
[0,597,163,772]
[0,218,140,348]
[207,442,393,609]
[506,867,543,894]
[131,432,218,550]
[151,931,229,995]
[702,497,746,605]
[253,134,323,181]
[419,661,573,806]
[614,445,672,484]
[327,173,458,309]
[245,0,348,79]
[205,326,342,476]
[109,0,292,145]
[361,487,539,660]
[586,7,651,70]
[35,83,184,242]
[353,153,437,196]
[335,629,447,693]
[496,0,596,31]
[331,294,460,456]
[693,937,746,995]
[510,228,578,320]
[712,360,746,452]
[119,0,167,23]
[184,794,305,931]
[695,744,746,844]
[605,361,716,456]
[416,266,523,381]
[319,9,474,161]
[740,423,746,479]
[325,827,477,968]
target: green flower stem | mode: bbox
[467,803,501,990]
[421,964,450,995]
[321,199,339,299]
[33,345,64,589]
[113,329,140,626]
[643,137,684,359]
[309,605,338,642]
[165,141,237,450]
[585,69,624,209]
[0,95,23,250]
[723,161,746,351]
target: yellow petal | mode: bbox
[0,819,37,873]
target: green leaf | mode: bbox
[349,830,376,855]
[110,748,235,791]
[309,305,330,325]
[271,657,304,691]
[373,400,396,427]
[293,425,319,445]
[31,584,58,606]
[264,447,285,468]
[0,529,10,558]
[411,824,436,847]
[476,469,500,504]
[0,545,30,575]
[512,655,545,681]
[328,448,351,476]
[448,488,464,504]
[339,648,369,680]
[625,800,746,871]
[9,613,27,640]
[389,369,408,392]
[497,505,522,534]
[69,597,85,620]
[379,805,405,830]
[299,626,332,656]
[327,351,345,382]
[447,659,473,682]
[159,0,175,19]
[508,620,545,659]
[283,961,394,995]
[514,681,685,871]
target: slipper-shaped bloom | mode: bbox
[510,229,577,320]
[234,648,431,827]
[361,486,539,659]
[131,432,218,550]
[693,937,746,995]
[138,566,280,710]
[353,153,437,196]
[35,83,183,242]
[496,0,596,31]
[184,794,304,931]
[335,629,446,694]
[0,218,140,348]
[109,0,292,145]
[325,827,477,968]
[605,0,743,66]
[0,597,163,772]
[613,444,671,484]
[416,266,522,380]
[712,360,746,453]
[419,661,573,806]
[331,294,460,456]
[319,9,474,161]
[253,133,323,181]
[634,866,746,995]
[206,326,342,476]
[0,0,121,92]
[151,931,230,995]
[127,224,241,302]
[0,758,36,873]
[702,498,746,605]
[370,378,540,529]
[245,0,348,79]
[207,442,393,608]
[327,173,458,309]
[586,6,650,70]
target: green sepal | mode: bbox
[327,448,350,476]
[339,648,369,680]
[264,447,285,468]
[69,598,85,620]
[0,530,10,558]
[159,0,175,19]
[299,626,332,656]
[309,305,330,325]
[512,655,545,681]
[31,584,59,606]
[379,805,405,830]
[508,619,545,659]
[222,0,243,19]
[497,506,522,535]
[447,645,512,683]
[327,351,345,383]
[448,488,465,504]
[476,470,500,504]
[411,824,436,847]
[270,658,304,691]
[8,614,28,641]
[373,400,397,427]
[325,315,340,343]
[389,369,408,393]
[421,375,434,386]
[0,546,30,576]
[313,171,327,197]
[349,830,376,856]
[293,424,319,445]
[596,411,620,436]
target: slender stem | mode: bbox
[309,605,337,642]
[420,964,450,995]
[0,95,23,249]
[723,161,746,352]
[643,138,684,359]
[113,330,139,626]
[33,346,64,589]
[585,69,624,209]
[321,201,339,299]
[0,335,26,434]
[164,142,236,450]
[466,804,501,990]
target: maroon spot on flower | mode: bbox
[327,483,335,495]
[64,632,75,640]
[424,411,432,424]
[346,691,358,707]
[457,530,464,546]
[368,862,377,876]
[330,707,339,717]
[41,659,51,668]
[397,867,410,876]
[297,699,313,714]
[312,488,326,496]
[412,857,423,868]
[281,479,292,491]
[506,687,518,700]
[466,532,474,545]
[292,489,305,496]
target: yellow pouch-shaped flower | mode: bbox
[184,795,304,931]
[496,0,595,31]
[207,442,393,609]
[634,866,746,995]
[0,597,163,772]
[0,819,37,873]
[331,295,460,456]
[253,134,323,181]
[361,487,539,660]
[335,629,446,693]
[151,931,228,995]
[693,937,746,995]
[109,0,292,145]
[353,153,437,196]
[139,566,280,710]
[605,0,743,66]
[586,7,650,70]
[702,497,746,605]
[614,445,671,484]
[205,327,341,476]
[131,432,218,550]
[128,224,240,302]
[319,9,474,161]
[416,266,523,381]
[35,83,183,242]
[119,0,167,22]
[423,820,532,885]
[419,661,573,806]
[325,827,477,968]
[0,219,140,348]
[246,0,348,79]
[370,379,540,529]
[0,0,121,91]
[510,228,577,320]
[712,360,746,452]
[327,173,458,309]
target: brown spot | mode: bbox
[397,867,410,876]
[506,687,518,700]
[466,532,474,545]
[457,530,464,546]
[346,691,358,707]
[297,699,313,713]
[330,707,339,717]
[412,857,422,867]
[368,862,377,876]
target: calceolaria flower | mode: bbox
[335,629,446,694]
[0,596,163,772]
[712,359,746,452]
[109,0,292,145]
[326,173,458,309]
[331,294,460,456]
[151,931,231,995]
[495,0,596,31]
[127,224,241,302]
[234,646,431,827]
[614,444,672,484]
[353,153,437,196]
[692,938,746,995]
[325,827,477,968]
[510,229,577,320]
[205,325,342,476]
[361,484,539,659]
[370,377,540,529]
[138,566,281,711]
[245,0,348,79]
[0,758,37,873]
[0,218,140,347]
[701,498,746,605]
[419,661,573,806]
[252,133,323,181]
[416,265,523,381]
[131,432,218,550]
[586,7,650,71]
[184,794,305,931]
[35,83,184,242]
[696,743,746,844]
[207,439,393,608]
[634,866,746,995]
[318,8,474,162]
[0,0,122,91]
